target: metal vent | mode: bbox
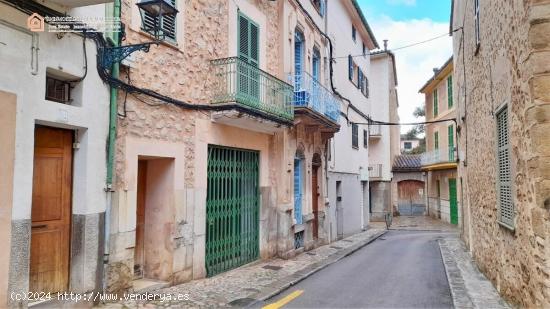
[496,107,514,228]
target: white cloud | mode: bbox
[369,16,452,133]
[387,0,417,6]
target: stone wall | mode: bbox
[452,0,550,306]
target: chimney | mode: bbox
[433,68,439,75]
[383,40,388,51]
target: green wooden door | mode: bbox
[206,145,259,277]
[449,178,458,225]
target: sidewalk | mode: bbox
[439,237,510,309]
[98,228,386,308]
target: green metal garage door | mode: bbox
[206,145,259,277]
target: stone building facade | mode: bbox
[451,0,550,306]
[106,0,342,294]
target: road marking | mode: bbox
[262,290,304,309]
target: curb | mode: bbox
[248,230,388,306]
[438,238,475,309]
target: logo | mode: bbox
[27,13,44,32]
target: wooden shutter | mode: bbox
[448,125,454,161]
[249,22,259,67]
[433,89,439,117]
[496,107,514,228]
[238,14,250,62]
[348,55,353,81]
[447,76,453,108]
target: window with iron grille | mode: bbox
[474,0,480,48]
[142,0,177,41]
[363,129,368,148]
[496,106,514,229]
[45,76,71,104]
[352,123,359,149]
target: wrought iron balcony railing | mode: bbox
[369,163,383,178]
[211,57,294,121]
[288,71,340,123]
[421,146,457,166]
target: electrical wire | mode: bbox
[351,117,457,126]
[333,28,462,60]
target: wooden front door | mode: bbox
[312,166,319,239]
[30,126,72,293]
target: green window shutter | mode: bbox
[433,89,439,117]
[238,14,250,62]
[448,125,454,161]
[447,76,453,108]
[434,131,439,149]
[496,106,514,228]
[249,22,259,67]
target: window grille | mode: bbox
[142,0,177,41]
[45,76,71,104]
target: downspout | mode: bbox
[103,0,120,292]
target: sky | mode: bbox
[357,0,453,133]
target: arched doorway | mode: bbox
[397,180,425,216]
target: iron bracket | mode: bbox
[100,42,158,69]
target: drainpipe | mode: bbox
[103,0,120,292]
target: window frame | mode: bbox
[141,0,177,42]
[433,88,439,117]
[495,104,515,230]
[311,0,325,17]
[352,123,359,149]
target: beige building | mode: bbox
[419,58,460,225]
[106,0,341,293]
[451,0,550,306]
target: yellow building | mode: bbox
[419,58,460,225]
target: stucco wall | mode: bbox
[452,0,550,306]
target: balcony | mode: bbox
[369,164,383,179]
[211,57,294,133]
[421,146,458,170]
[369,124,382,139]
[288,72,340,133]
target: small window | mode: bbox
[434,131,439,150]
[496,106,514,228]
[362,43,366,57]
[404,142,412,149]
[348,55,353,81]
[45,76,71,104]
[311,0,325,16]
[352,123,359,149]
[363,129,368,148]
[447,75,453,108]
[142,0,177,41]
[433,89,439,117]
[352,25,356,42]
[474,0,480,48]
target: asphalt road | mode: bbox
[260,230,454,309]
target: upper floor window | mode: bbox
[352,25,356,42]
[474,0,480,48]
[352,123,359,149]
[363,129,368,148]
[404,142,412,150]
[311,0,325,17]
[142,0,177,41]
[46,76,71,104]
[238,13,259,67]
[362,43,366,57]
[433,89,439,117]
[312,47,321,81]
[496,105,514,229]
[447,75,453,108]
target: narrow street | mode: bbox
[259,229,455,308]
